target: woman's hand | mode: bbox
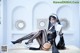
[47,30,52,34]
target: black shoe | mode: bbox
[11,41,16,44]
[11,41,22,44]
[29,45,41,50]
[25,41,33,45]
[25,42,29,45]
[29,47,40,50]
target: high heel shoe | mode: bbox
[11,41,17,44]
[29,45,41,50]
[25,40,33,45]
[25,42,29,45]
[11,40,22,44]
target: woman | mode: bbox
[11,15,65,51]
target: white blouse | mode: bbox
[55,23,63,35]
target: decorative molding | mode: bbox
[15,20,26,30]
[37,18,48,30]
[56,5,73,34]
[56,5,71,14]
[60,18,70,30]
[32,1,52,30]
[11,6,26,30]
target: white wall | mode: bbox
[0,1,3,46]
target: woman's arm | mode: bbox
[47,30,52,34]
[59,28,63,36]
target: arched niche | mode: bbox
[12,6,27,30]
[32,2,52,30]
[56,5,73,34]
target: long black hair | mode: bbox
[48,15,60,30]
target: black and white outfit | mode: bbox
[11,16,65,53]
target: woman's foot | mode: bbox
[29,45,41,50]
[25,42,29,45]
[11,40,22,44]
[25,40,33,45]
[11,41,17,44]
[29,47,40,50]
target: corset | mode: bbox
[47,30,57,41]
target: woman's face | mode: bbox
[50,17,57,24]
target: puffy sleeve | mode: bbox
[55,24,62,32]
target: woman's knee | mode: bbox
[39,30,44,32]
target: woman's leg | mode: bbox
[29,29,47,50]
[41,29,47,46]
[32,30,47,49]
[29,29,48,50]
[11,32,35,44]
[29,36,42,50]
[25,30,42,45]
[47,31,59,53]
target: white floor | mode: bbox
[2,45,80,53]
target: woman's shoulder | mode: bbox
[56,23,62,28]
[55,23,62,31]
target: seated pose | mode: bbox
[11,15,65,52]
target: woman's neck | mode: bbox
[51,23,56,26]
